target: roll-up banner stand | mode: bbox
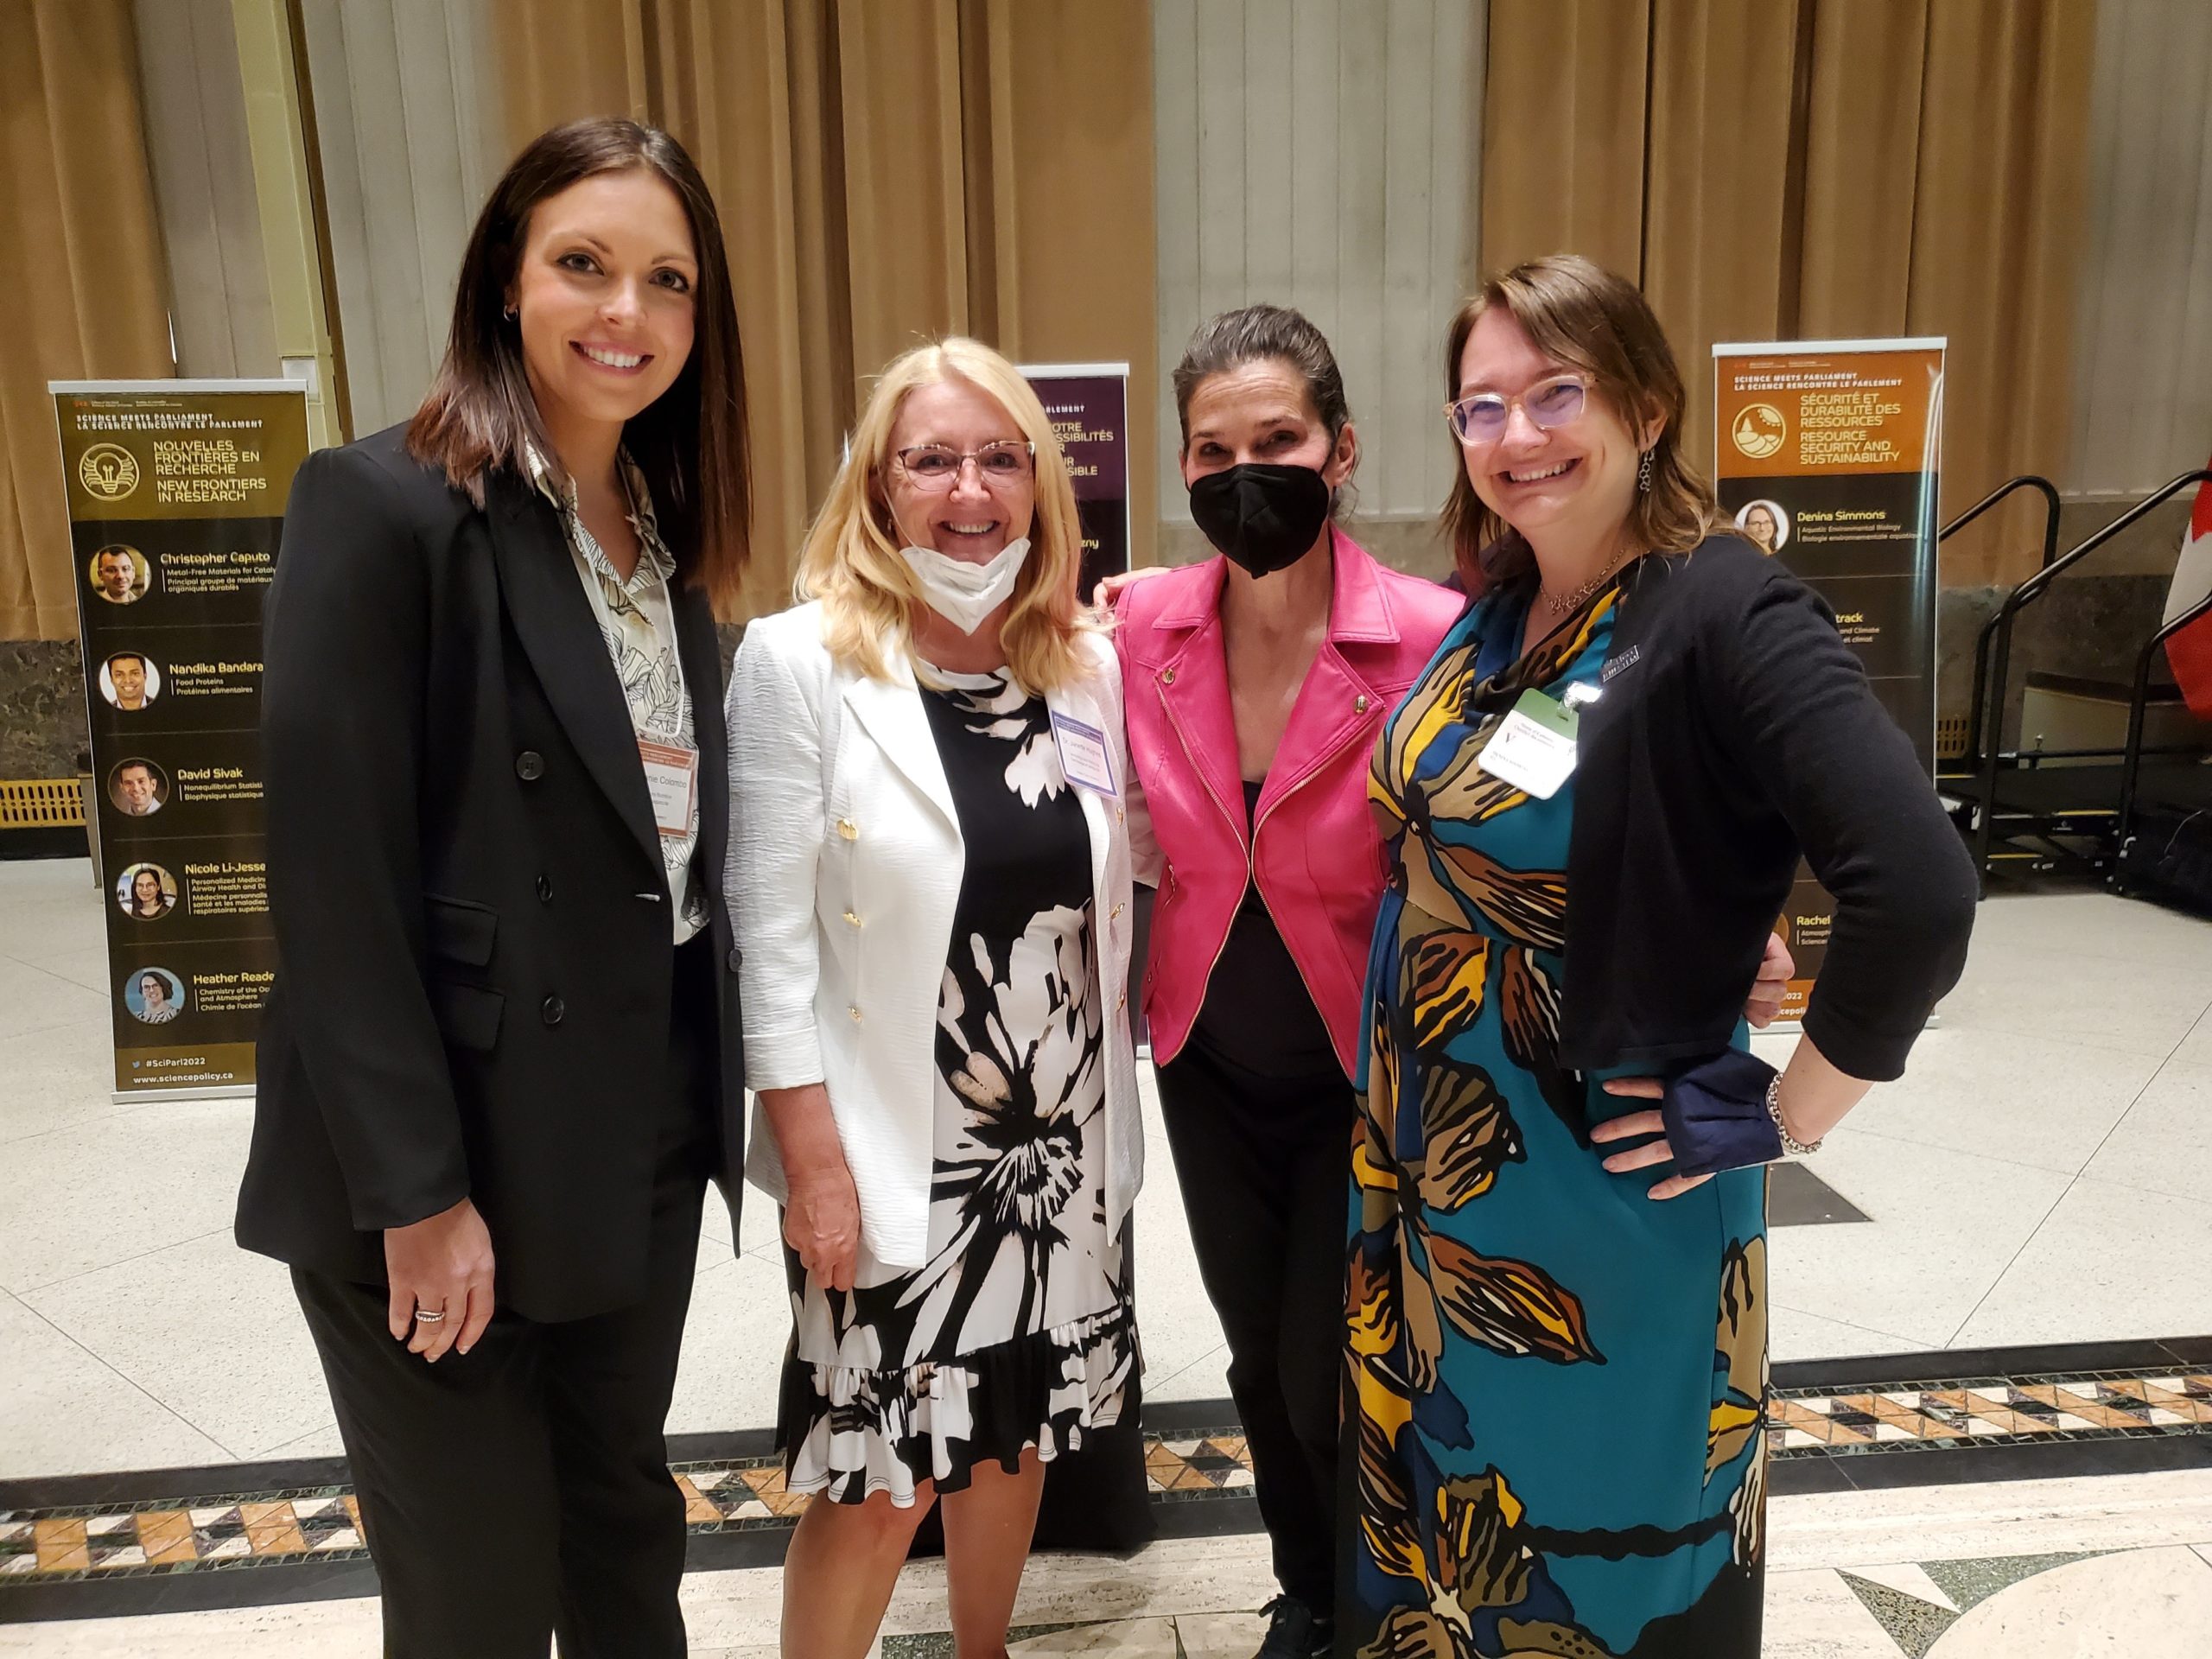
[1020,363,1131,598]
[1020,362,1142,1041]
[1712,339,1946,1024]
[51,379,309,1101]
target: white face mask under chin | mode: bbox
[899,536,1032,635]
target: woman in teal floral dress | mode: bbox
[1344,257,1976,1657]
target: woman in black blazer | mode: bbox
[1342,256,1976,1658]
[235,118,750,1658]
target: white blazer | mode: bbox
[723,601,1143,1271]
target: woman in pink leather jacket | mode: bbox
[1116,307,1461,1659]
[1115,307,1791,1659]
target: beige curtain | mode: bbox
[1478,0,1648,283]
[1907,3,2093,583]
[1639,0,1802,467]
[494,0,1156,620]
[1481,0,2094,587]
[0,0,175,641]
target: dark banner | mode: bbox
[1712,341,1945,1022]
[1022,363,1130,597]
[52,380,308,1098]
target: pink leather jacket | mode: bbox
[1116,528,1465,1077]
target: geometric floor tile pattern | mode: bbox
[0,1497,365,1582]
[6,1361,2211,1594]
[1770,1370,2212,1453]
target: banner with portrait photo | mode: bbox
[1020,363,1130,598]
[1712,339,1946,1022]
[52,379,308,1099]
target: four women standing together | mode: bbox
[242,117,1976,1659]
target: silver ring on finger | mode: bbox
[412,1307,448,1325]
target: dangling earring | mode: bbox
[1637,448,1654,493]
[503,304,518,322]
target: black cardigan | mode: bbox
[1554,535,1975,1082]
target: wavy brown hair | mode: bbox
[1440,255,1714,590]
[407,118,750,600]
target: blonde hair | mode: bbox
[796,337,1098,692]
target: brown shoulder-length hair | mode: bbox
[1440,255,1714,591]
[406,118,750,600]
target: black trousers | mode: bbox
[1154,1039,1355,1616]
[295,940,716,1658]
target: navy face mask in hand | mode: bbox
[1657,1049,1785,1178]
[1188,462,1332,577]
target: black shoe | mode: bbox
[1255,1595,1333,1659]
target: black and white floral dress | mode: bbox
[780,668,1138,1505]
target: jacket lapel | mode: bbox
[1149,583,1248,846]
[842,665,957,829]
[486,474,662,869]
[1257,529,1400,814]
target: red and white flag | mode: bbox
[2170,462,2212,720]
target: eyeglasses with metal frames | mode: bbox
[891,441,1037,490]
[1443,373,1591,447]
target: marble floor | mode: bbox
[6,1467,2212,1655]
[3,857,2210,1479]
[5,854,2212,1650]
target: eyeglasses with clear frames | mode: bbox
[1443,373,1590,447]
[892,441,1036,491]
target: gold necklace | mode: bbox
[1540,548,1637,616]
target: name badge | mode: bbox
[1050,711,1118,798]
[637,738,699,837]
[1476,689,1579,799]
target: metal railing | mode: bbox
[1947,476,2061,772]
[2115,586,2212,874]
[1961,470,2212,880]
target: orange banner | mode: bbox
[1714,340,1946,1024]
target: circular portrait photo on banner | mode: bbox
[88,544,151,606]
[123,967,185,1025]
[116,863,180,921]
[108,758,169,818]
[99,652,162,713]
[1736,499,1790,556]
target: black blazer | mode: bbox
[235,424,745,1322]
[1556,535,1976,1082]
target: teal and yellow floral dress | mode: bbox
[1345,581,1768,1659]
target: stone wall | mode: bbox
[0,641,89,783]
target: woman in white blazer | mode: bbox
[725,338,1141,1659]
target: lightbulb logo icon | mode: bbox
[79,443,142,500]
[1731,404,1787,461]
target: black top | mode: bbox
[234,424,746,1323]
[1555,535,1977,1082]
[921,673,1092,948]
[1188,780,1340,1080]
